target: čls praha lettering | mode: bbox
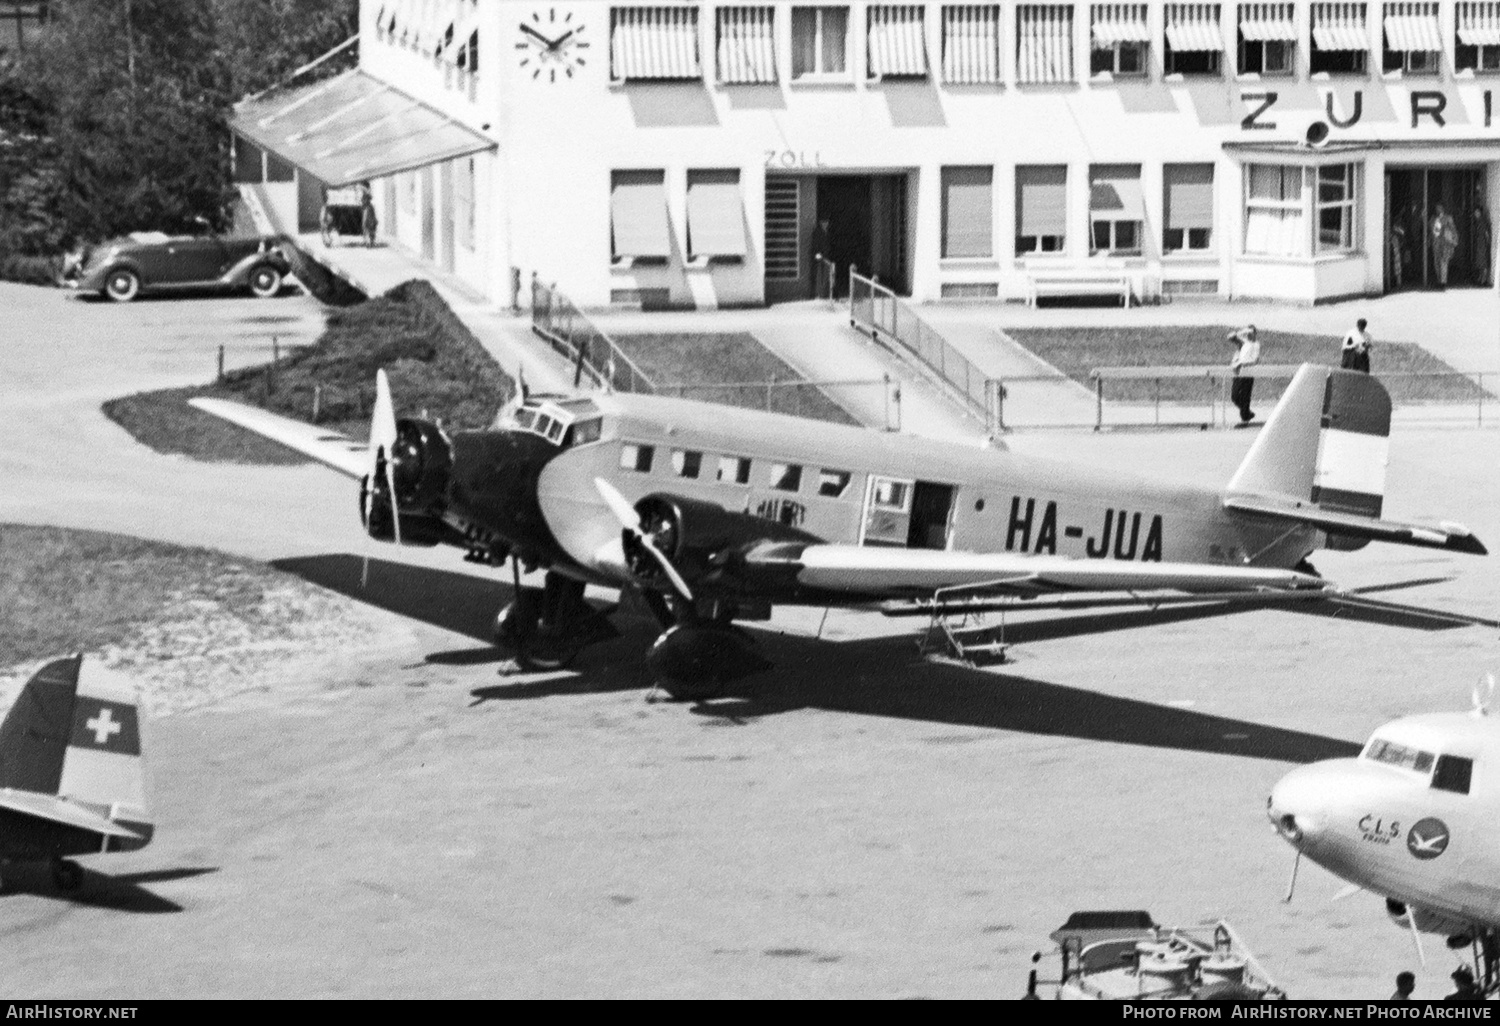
[1121,1009,1494,1021]
[5,1008,137,1019]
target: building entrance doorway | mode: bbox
[1385,167,1492,291]
[763,172,909,303]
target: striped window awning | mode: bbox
[1017,4,1075,83]
[942,4,1002,83]
[1092,3,1150,45]
[717,6,776,83]
[1166,3,1224,51]
[611,170,672,259]
[1458,2,1500,45]
[1090,165,1146,221]
[611,5,702,81]
[867,4,928,78]
[1312,2,1368,48]
[1384,3,1442,51]
[1239,2,1297,41]
[687,170,746,258]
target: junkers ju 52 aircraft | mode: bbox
[0,655,153,891]
[1270,676,1500,992]
[192,362,1483,697]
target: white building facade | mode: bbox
[233,0,1500,307]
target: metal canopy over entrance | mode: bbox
[231,69,494,189]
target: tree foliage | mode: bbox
[0,0,356,255]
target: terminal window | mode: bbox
[1163,163,1215,253]
[717,5,778,83]
[867,4,928,79]
[1310,1,1368,74]
[792,6,850,78]
[1090,164,1144,256]
[942,3,1002,83]
[1016,3,1075,83]
[1090,2,1149,76]
[610,5,702,81]
[941,166,995,259]
[1382,1,1441,73]
[610,169,671,263]
[1016,165,1067,254]
[1238,2,1296,74]
[1164,2,1224,75]
[1456,0,1500,71]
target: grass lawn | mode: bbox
[0,524,303,668]
[102,279,516,464]
[612,332,859,426]
[1006,325,1488,403]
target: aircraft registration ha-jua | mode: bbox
[191,363,1484,698]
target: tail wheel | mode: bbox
[249,266,282,298]
[51,858,83,891]
[104,268,140,302]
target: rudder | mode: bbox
[0,655,81,795]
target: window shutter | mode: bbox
[1017,165,1068,237]
[942,166,994,258]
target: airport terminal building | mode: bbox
[232,0,1500,307]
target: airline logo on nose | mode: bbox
[1407,818,1450,860]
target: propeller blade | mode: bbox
[383,446,401,548]
[593,477,693,602]
[1331,883,1364,902]
[1406,906,1427,967]
[1282,850,1300,904]
[362,370,398,584]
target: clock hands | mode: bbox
[548,28,576,51]
[520,23,557,48]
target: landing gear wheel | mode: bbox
[51,858,82,891]
[104,268,140,302]
[653,675,722,702]
[516,635,580,673]
[248,265,282,298]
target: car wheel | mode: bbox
[249,265,282,298]
[104,268,140,302]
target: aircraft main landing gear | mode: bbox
[493,571,617,672]
[50,858,82,891]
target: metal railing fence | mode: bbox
[655,375,901,430]
[848,268,1002,433]
[1089,364,1496,430]
[530,274,655,394]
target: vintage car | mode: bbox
[64,224,293,302]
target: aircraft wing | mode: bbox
[0,788,145,839]
[1225,496,1487,555]
[189,397,367,479]
[750,544,1330,597]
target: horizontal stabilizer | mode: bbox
[0,788,145,839]
[1225,496,1487,556]
[189,398,367,479]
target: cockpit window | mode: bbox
[546,419,566,443]
[570,418,602,446]
[1364,738,1436,774]
[1433,755,1473,795]
[536,414,556,439]
[515,409,537,430]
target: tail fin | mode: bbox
[1227,365,1391,517]
[0,656,152,850]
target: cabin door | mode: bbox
[860,477,953,549]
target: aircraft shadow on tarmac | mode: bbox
[0,865,217,914]
[264,553,1453,765]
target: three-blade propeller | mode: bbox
[594,477,694,602]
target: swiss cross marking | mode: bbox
[86,707,122,746]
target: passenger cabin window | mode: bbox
[1433,755,1474,794]
[515,409,537,430]
[620,443,655,473]
[717,455,752,484]
[872,478,911,511]
[769,463,802,492]
[672,449,703,479]
[1364,738,1436,774]
[818,469,852,498]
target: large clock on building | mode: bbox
[515,7,589,82]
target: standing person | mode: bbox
[1341,317,1372,373]
[1446,965,1481,1001]
[1471,200,1492,287]
[1388,218,1408,289]
[1391,971,1416,1000]
[1226,323,1260,425]
[1432,203,1460,288]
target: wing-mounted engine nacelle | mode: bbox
[361,417,456,546]
[1386,898,1470,937]
[625,493,818,592]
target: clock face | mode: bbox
[514,7,590,83]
